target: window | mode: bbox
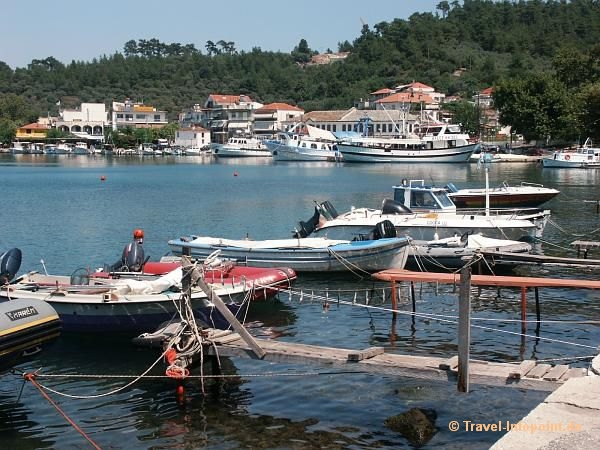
[154,115,161,121]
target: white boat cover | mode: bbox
[113,267,182,295]
[305,124,337,141]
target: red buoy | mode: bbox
[233,171,238,177]
[100,175,106,181]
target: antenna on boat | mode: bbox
[40,259,48,276]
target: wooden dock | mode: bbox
[372,268,600,335]
[194,329,586,392]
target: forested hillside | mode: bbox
[1,0,600,143]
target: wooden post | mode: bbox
[410,281,416,332]
[534,287,540,334]
[520,286,527,335]
[458,266,471,393]
[391,280,398,314]
[182,256,266,359]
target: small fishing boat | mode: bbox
[542,138,600,168]
[1,256,297,333]
[167,235,411,273]
[445,181,560,209]
[212,136,272,157]
[1,248,61,373]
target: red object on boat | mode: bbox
[94,260,297,302]
[143,261,181,274]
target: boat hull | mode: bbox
[0,297,61,373]
[541,157,600,168]
[448,192,559,208]
[266,140,341,162]
[168,237,410,272]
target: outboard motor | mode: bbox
[381,198,413,215]
[0,248,22,283]
[122,241,146,272]
[365,220,397,240]
[293,207,321,238]
[317,201,339,220]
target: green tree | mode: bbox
[493,74,575,142]
[0,117,16,144]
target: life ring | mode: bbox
[565,154,570,160]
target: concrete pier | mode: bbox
[491,356,600,449]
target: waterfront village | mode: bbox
[2,81,510,154]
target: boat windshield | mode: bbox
[433,190,455,208]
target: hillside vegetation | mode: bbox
[1,0,600,143]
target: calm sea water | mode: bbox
[1,153,599,449]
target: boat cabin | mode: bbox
[392,179,457,213]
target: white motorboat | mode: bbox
[337,122,479,163]
[295,180,550,243]
[213,136,272,157]
[445,181,560,209]
[167,235,411,273]
[542,138,600,168]
[267,124,342,161]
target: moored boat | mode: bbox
[542,138,600,168]
[267,123,342,161]
[445,181,560,209]
[213,136,271,157]
[167,235,411,273]
[337,122,479,163]
[1,248,61,373]
[1,257,297,333]
[296,180,550,243]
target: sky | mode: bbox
[1,0,442,69]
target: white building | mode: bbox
[175,126,211,149]
[111,99,168,130]
[253,102,304,137]
[54,102,108,141]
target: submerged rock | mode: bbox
[384,407,437,446]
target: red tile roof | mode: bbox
[371,88,394,95]
[207,94,253,104]
[256,102,303,112]
[19,123,49,130]
[376,92,434,104]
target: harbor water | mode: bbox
[1,153,599,449]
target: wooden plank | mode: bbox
[212,333,243,344]
[560,367,586,380]
[372,269,600,289]
[347,347,385,362]
[543,364,569,381]
[526,363,552,379]
[509,360,537,379]
[183,256,266,359]
[439,355,459,371]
